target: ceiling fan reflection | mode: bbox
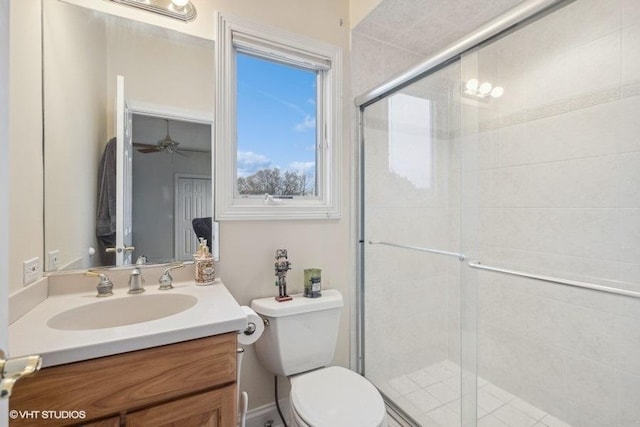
[133,119,207,156]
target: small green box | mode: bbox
[304,268,322,298]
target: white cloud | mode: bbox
[288,161,316,186]
[237,151,272,177]
[294,115,316,132]
[288,161,315,173]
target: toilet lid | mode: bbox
[291,366,386,427]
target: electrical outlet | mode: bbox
[23,257,41,286]
[48,250,61,270]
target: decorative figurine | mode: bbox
[274,249,292,302]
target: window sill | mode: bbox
[215,199,341,221]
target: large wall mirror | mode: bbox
[43,0,215,272]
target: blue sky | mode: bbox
[236,53,317,182]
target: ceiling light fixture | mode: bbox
[478,82,493,95]
[490,86,504,98]
[110,0,197,22]
[464,78,504,100]
[465,78,479,92]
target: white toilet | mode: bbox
[251,289,388,427]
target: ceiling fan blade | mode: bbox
[138,148,161,153]
[133,142,158,149]
[180,148,211,154]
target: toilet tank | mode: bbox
[251,289,343,376]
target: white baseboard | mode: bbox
[242,399,291,427]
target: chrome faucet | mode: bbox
[158,263,185,290]
[84,271,114,297]
[128,267,145,294]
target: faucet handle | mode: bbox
[128,267,145,294]
[158,263,185,290]
[84,270,114,297]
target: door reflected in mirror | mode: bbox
[131,115,212,265]
[43,0,214,272]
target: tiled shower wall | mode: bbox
[354,0,640,426]
[464,0,640,425]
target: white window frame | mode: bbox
[215,12,342,220]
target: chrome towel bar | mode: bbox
[365,240,639,299]
[367,240,466,261]
[468,261,640,299]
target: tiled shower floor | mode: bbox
[379,361,572,427]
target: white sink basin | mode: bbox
[47,294,198,330]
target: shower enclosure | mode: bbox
[356,0,640,426]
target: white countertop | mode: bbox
[9,280,248,367]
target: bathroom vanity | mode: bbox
[9,333,236,426]
[8,277,247,426]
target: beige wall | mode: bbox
[61,0,350,45]
[9,0,353,412]
[9,0,43,293]
[349,0,383,29]
[210,0,353,410]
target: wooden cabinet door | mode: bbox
[10,334,236,427]
[83,416,121,427]
[125,386,236,427]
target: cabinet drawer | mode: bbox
[10,333,237,426]
[126,385,235,427]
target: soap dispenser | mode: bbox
[194,238,215,285]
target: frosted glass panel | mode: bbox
[361,63,468,426]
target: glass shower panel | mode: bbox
[464,0,640,425]
[361,62,469,425]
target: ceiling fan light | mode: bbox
[171,0,189,8]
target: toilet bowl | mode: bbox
[289,366,387,427]
[251,290,388,427]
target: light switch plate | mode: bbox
[23,257,41,286]
[48,250,61,270]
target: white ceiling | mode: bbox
[353,0,526,57]
[132,114,211,152]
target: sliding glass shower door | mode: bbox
[358,1,640,426]
[359,61,478,426]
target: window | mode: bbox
[236,52,319,197]
[215,13,342,220]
